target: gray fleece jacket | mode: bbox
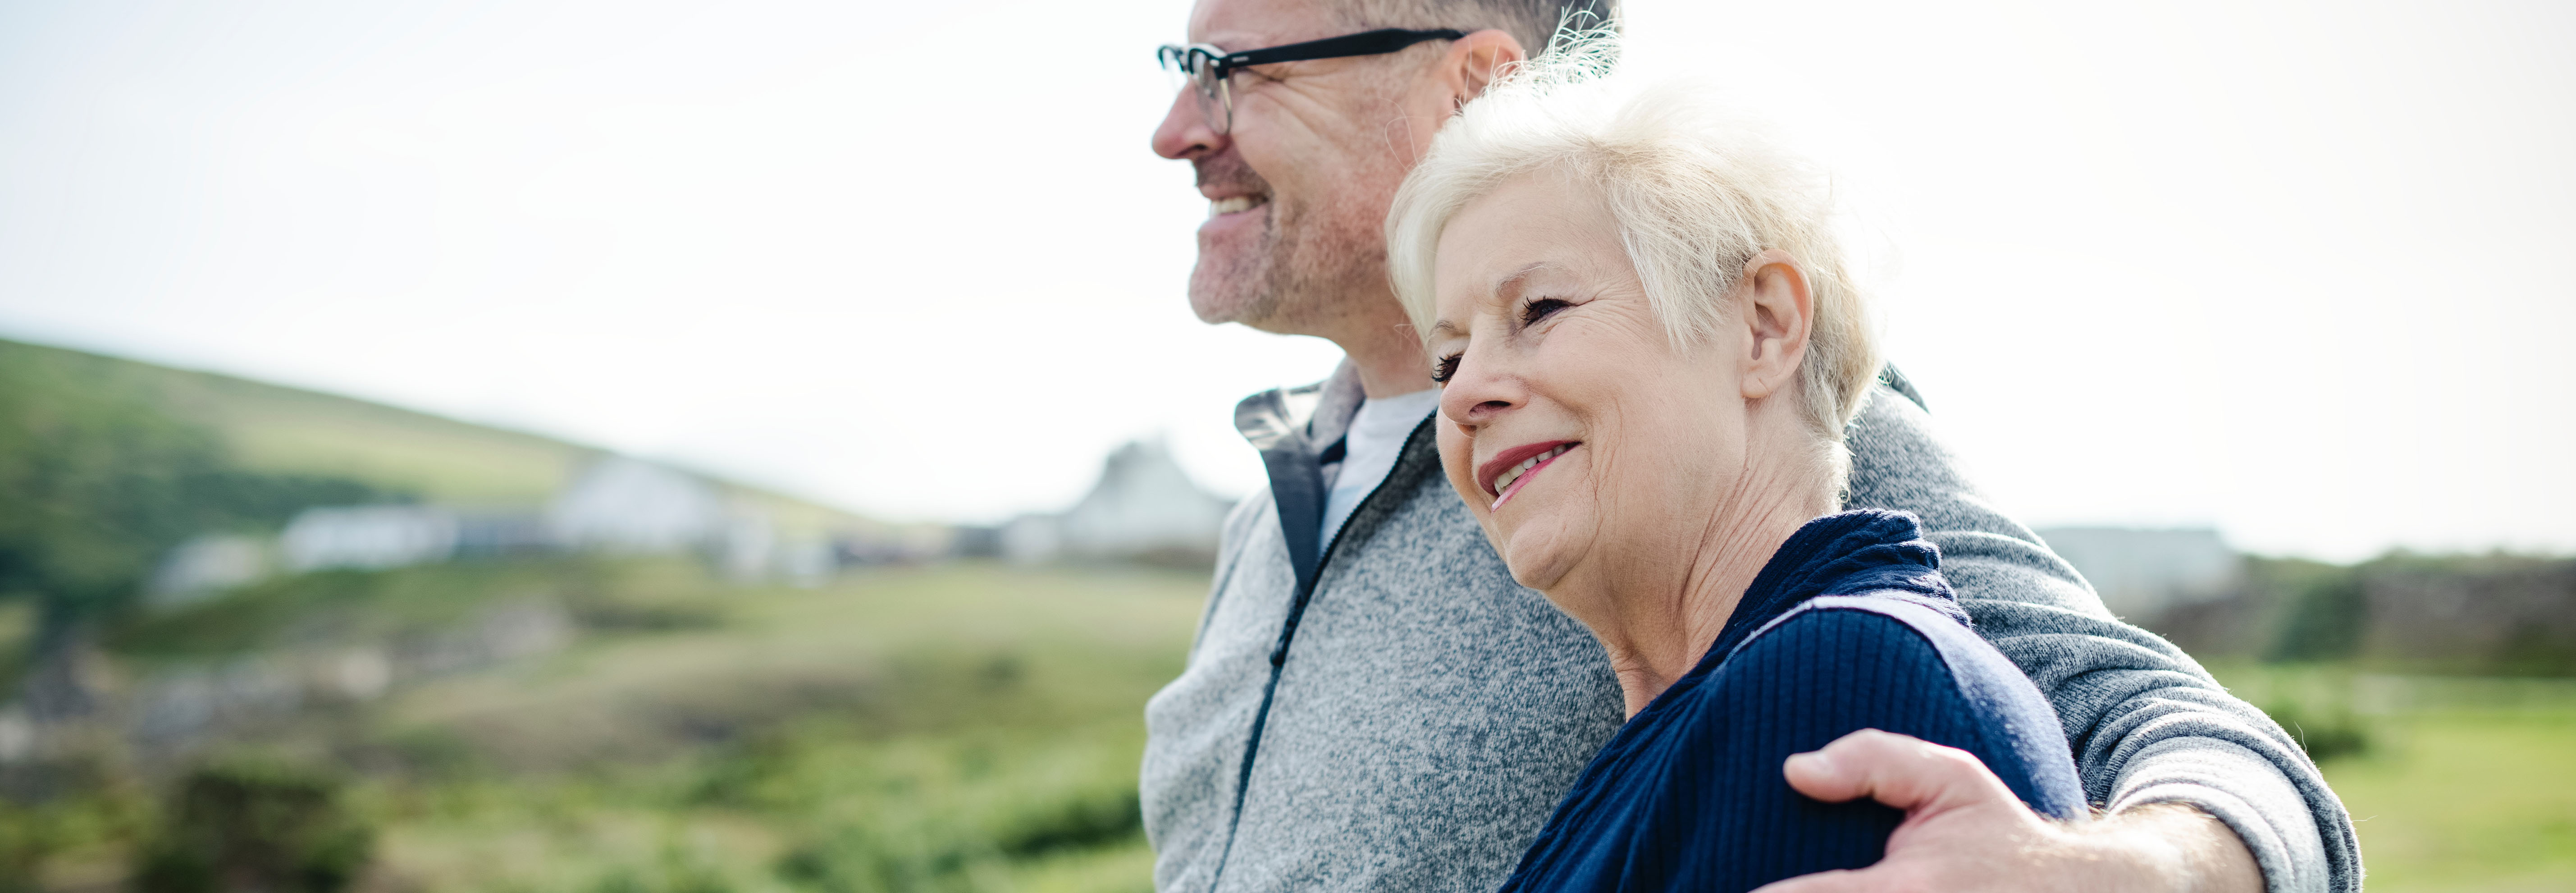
[1141,366,2357,893]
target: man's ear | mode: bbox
[1736,249,1814,402]
[1400,29,1525,160]
[1445,29,1525,110]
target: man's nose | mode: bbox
[1152,88,1224,160]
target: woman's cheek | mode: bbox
[1436,427,1480,518]
[1433,426,1458,476]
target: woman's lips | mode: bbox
[1484,442,1578,511]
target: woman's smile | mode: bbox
[1481,441,1580,509]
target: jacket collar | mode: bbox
[1233,360,1366,454]
[1704,509,1964,664]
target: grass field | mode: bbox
[2329,712,2576,892]
[12,562,1208,893]
[354,576,2576,892]
[344,563,1208,893]
[2210,663,2576,891]
[293,574,2576,893]
[21,562,2576,892]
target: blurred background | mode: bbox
[0,0,2569,890]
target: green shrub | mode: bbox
[587,843,740,893]
[2265,565,2368,663]
[132,760,374,893]
[2261,699,2373,762]
[0,788,148,893]
[991,788,1141,859]
[752,727,1145,893]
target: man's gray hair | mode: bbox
[1386,31,1881,481]
[1339,0,1617,62]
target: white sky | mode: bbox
[0,0,2568,561]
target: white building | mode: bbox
[1009,440,1233,564]
[281,506,459,571]
[547,456,726,553]
[150,534,274,604]
[1000,513,1064,564]
[2036,526,2242,619]
[547,455,818,582]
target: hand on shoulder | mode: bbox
[1757,729,2265,893]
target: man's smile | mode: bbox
[1208,194,1270,216]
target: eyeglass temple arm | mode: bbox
[1211,27,1469,73]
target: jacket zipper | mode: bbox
[1205,415,1436,893]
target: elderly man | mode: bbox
[1139,1,2358,892]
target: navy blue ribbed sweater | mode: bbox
[1492,510,2086,893]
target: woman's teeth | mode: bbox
[1493,444,1572,501]
[1208,195,1267,216]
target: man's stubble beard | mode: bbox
[1189,156,1393,339]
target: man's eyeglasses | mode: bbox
[1158,27,1467,135]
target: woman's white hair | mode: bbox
[1387,29,1880,479]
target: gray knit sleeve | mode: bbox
[1842,386,2359,893]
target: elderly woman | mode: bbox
[1384,50,2087,893]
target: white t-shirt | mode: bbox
[1319,388,1443,546]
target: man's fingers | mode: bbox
[1781,728,2016,815]
[1780,748,1859,801]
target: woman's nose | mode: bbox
[1439,348,1524,430]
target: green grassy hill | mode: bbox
[0,336,872,532]
[0,334,900,728]
[150,355,600,506]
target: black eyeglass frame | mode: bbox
[1157,27,1470,133]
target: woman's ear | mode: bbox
[1735,249,1814,401]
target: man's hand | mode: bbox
[1753,729,2265,893]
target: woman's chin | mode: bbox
[1499,517,1584,593]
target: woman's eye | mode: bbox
[1520,298,1571,327]
[1431,353,1462,385]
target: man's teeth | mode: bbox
[1208,195,1266,216]
[1493,444,1573,498]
